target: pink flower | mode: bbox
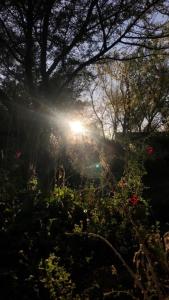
[146,146,154,155]
[16,150,22,159]
[129,194,139,205]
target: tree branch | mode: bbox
[65,231,146,294]
[46,0,99,76]
[40,1,53,86]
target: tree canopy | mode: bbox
[0,0,169,112]
[90,49,169,137]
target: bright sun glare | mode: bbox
[69,121,85,134]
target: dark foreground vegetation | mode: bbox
[0,132,169,300]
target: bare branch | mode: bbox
[65,231,146,294]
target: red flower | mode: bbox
[129,194,139,205]
[16,150,22,159]
[146,146,154,155]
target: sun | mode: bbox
[69,120,85,134]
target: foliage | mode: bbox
[39,254,77,300]
[1,0,169,189]
[0,0,167,103]
[90,50,169,137]
[0,2,169,298]
[0,129,169,299]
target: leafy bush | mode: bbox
[0,139,169,299]
[39,254,77,300]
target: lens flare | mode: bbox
[69,120,85,134]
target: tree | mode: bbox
[0,0,169,110]
[0,0,169,188]
[90,48,169,137]
[127,51,169,133]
